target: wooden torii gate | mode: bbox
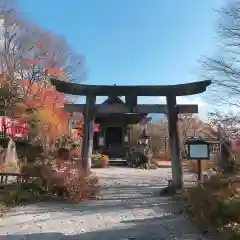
[51,79,211,189]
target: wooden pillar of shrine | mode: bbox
[166,95,183,189]
[82,94,96,170]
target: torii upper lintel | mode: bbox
[50,79,211,97]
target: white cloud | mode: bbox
[158,96,206,107]
[158,96,207,119]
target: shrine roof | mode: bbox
[95,113,146,125]
[96,96,145,124]
[102,96,124,105]
[51,79,211,97]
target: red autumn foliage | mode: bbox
[21,163,99,203]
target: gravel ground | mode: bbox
[0,167,209,239]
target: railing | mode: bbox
[0,172,25,186]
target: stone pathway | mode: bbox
[0,167,208,239]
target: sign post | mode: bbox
[185,137,210,181]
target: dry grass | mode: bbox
[1,162,20,173]
[186,160,216,173]
[0,164,100,215]
[0,201,8,217]
[184,173,240,239]
[64,171,99,203]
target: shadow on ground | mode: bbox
[0,214,208,240]
[157,165,172,168]
[3,183,176,217]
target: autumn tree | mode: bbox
[0,6,85,145]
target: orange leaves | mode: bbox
[22,80,71,130]
[35,42,42,49]
[36,105,68,140]
[22,58,40,65]
[22,78,71,140]
[46,67,63,75]
[23,79,64,100]
[31,40,42,49]
[23,79,38,92]
[22,79,29,86]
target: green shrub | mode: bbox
[132,152,148,168]
[92,153,103,168]
[139,163,158,170]
[0,137,10,148]
[219,199,240,223]
[92,152,102,161]
[57,148,70,160]
[16,141,44,163]
[55,135,74,149]
[0,182,49,207]
[20,164,44,177]
[220,222,240,240]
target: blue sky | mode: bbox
[17,0,227,118]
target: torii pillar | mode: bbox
[82,94,96,171]
[167,95,182,189]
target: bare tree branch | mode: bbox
[202,1,240,108]
[0,0,15,17]
[0,9,85,108]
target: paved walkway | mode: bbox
[0,167,207,239]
